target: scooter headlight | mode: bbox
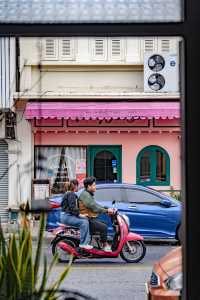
[122,215,130,228]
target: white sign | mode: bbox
[33,184,49,201]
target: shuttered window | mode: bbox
[144,39,155,52]
[42,39,58,60]
[91,39,107,60]
[95,40,104,56]
[109,39,124,60]
[59,39,75,60]
[111,39,121,56]
[161,39,170,52]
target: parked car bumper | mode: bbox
[145,283,181,300]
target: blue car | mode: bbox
[47,183,181,241]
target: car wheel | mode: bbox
[176,224,182,244]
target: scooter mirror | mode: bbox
[112,200,116,206]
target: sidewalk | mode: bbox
[1,221,55,244]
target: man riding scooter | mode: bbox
[78,177,115,252]
[52,182,146,263]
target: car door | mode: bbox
[120,188,177,239]
[94,186,124,236]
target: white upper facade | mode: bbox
[20,37,180,64]
[17,37,181,99]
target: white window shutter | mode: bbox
[110,39,124,61]
[42,39,58,60]
[161,39,170,52]
[59,39,75,60]
[144,39,155,52]
[91,39,107,60]
[95,40,104,56]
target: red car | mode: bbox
[146,246,182,299]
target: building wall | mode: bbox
[34,131,181,190]
[19,37,180,95]
[0,37,16,109]
[30,66,143,94]
[12,36,182,208]
[9,112,34,207]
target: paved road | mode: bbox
[38,244,177,300]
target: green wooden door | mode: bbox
[87,145,122,183]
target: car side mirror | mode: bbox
[160,199,171,207]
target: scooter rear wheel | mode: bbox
[120,240,146,263]
[52,237,77,263]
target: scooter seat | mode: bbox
[57,222,79,230]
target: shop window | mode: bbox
[34,146,86,194]
[136,145,170,186]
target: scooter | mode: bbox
[51,202,146,263]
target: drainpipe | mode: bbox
[15,37,20,93]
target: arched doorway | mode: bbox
[88,145,122,183]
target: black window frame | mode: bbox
[2,1,200,298]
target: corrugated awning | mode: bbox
[24,102,180,120]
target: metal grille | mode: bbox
[0,140,8,223]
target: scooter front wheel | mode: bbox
[52,237,77,263]
[120,240,146,263]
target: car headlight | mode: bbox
[122,215,130,227]
[165,273,182,291]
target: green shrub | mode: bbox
[0,211,72,300]
[169,188,181,201]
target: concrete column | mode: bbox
[15,110,33,206]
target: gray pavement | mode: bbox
[37,244,176,300]
[4,222,178,299]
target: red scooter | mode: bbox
[51,203,146,263]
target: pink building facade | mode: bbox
[25,101,181,194]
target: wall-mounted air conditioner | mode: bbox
[144,52,179,92]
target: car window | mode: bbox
[124,188,162,203]
[95,188,123,202]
